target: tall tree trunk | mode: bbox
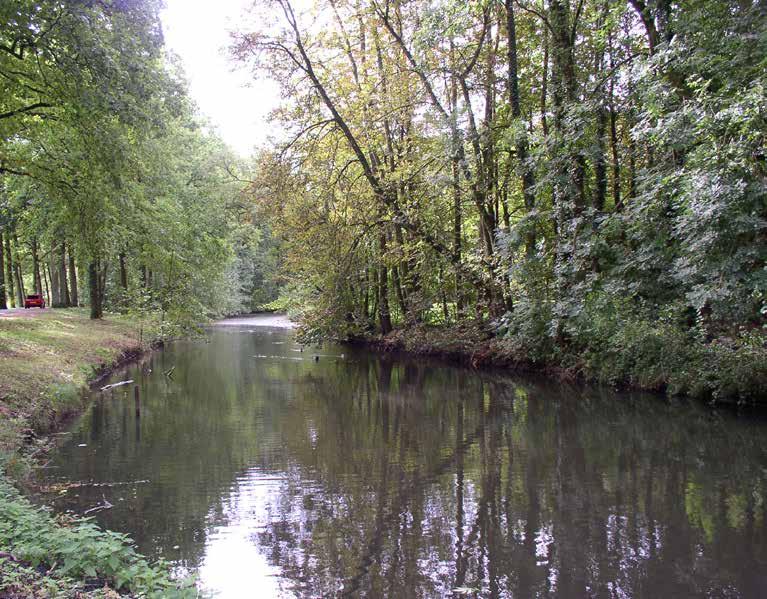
[68,245,78,307]
[119,252,128,290]
[541,27,549,137]
[31,238,43,296]
[0,231,6,310]
[506,0,536,259]
[88,260,103,319]
[594,105,608,212]
[3,232,14,307]
[59,241,70,307]
[99,261,108,307]
[43,261,51,307]
[378,230,392,334]
[49,239,60,307]
[548,0,586,309]
[449,50,463,313]
[608,29,621,210]
[12,232,24,305]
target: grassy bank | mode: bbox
[0,309,157,476]
[0,308,196,597]
[362,316,767,404]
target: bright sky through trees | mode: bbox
[160,0,279,156]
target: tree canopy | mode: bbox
[0,0,277,326]
[232,0,766,400]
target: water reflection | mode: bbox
[40,324,767,597]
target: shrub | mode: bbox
[0,477,198,598]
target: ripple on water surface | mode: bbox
[39,316,767,597]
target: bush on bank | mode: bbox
[498,296,767,403]
[0,477,197,598]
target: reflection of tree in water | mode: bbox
[250,359,767,598]
[44,331,767,597]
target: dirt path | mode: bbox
[0,307,49,318]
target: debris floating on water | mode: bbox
[100,380,133,391]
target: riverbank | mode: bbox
[0,309,157,476]
[359,319,767,404]
[0,308,196,597]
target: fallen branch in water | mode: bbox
[164,366,175,377]
[100,380,134,391]
[83,495,113,515]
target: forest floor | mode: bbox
[0,309,193,598]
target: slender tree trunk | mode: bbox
[119,252,128,290]
[88,261,102,319]
[68,245,78,307]
[506,0,536,259]
[99,261,108,306]
[608,30,621,210]
[0,231,6,310]
[393,224,411,320]
[43,261,51,307]
[14,258,24,304]
[393,264,407,322]
[378,231,392,334]
[594,105,608,211]
[31,238,43,296]
[363,267,371,323]
[610,109,621,209]
[3,232,14,307]
[12,232,24,305]
[49,239,60,307]
[541,27,549,137]
[439,263,450,324]
[59,241,70,307]
[449,51,464,314]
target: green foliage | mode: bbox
[234,0,765,401]
[498,293,767,403]
[0,0,275,329]
[0,477,198,597]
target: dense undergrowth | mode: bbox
[351,300,767,404]
[497,298,767,402]
[0,479,195,598]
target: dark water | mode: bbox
[39,318,767,597]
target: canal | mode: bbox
[38,316,767,597]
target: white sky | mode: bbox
[160,0,281,157]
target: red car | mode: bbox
[24,294,45,309]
